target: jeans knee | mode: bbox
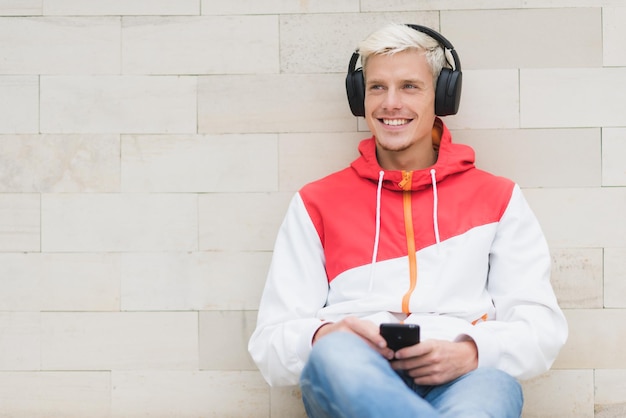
[476,368,522,396]
[304,332,371,377]
[301,332,439,418]
[432,368,523,418]
[301,331,387,390]
[469,368,523,414]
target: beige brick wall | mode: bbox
[0,1,623,417]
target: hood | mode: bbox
[350,118,475,191]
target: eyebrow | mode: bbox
[365,78,428,87]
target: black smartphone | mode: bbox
[380,323,420,351]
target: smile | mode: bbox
[381,119,411,126]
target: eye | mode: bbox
[403,83,418,90]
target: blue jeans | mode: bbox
[300,332,523,418]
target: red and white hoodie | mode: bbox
[249,119,568,387]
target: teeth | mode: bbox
[382,119,409,126]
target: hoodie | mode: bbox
[248,119,568,386]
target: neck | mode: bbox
[377,145,437,171]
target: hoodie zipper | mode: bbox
[399,171,417,314]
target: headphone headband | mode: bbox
[405,24,461,72]
[345,24,463,117]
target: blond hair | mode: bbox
[357,23,449,87]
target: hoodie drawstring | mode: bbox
[430,169,441,245]
[368,170,385,292]
[369,169,440,292]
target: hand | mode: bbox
[312,316,394,360]
[389,339,478,385]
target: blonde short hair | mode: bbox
[357,23,449,87]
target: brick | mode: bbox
[41,312,198,370]
[604,248,626,308]
[40,76,196,134]
[278,132,362,192]
[44,0,198,15]
[554,309,626,369]
[271,386,307,418]
[0,253,120,311]
[0,134,120,193]
[604,7,626,66]
[0,0,41,15]
[41,194,197,252]
[0,194,40,252]
[361,0,520,11]
[602,128,626,186]
[198,192,292,251]
[199,310,257,370]
[550,248,603,309]
[452,128,600,188]
[596,404,626,418]
[120,251,270,311]
[121,134,278,193]
[521,370,594,418]
[441,9,601,69]
[123,16,278,75]
[0,17,119,74]
[524,188,626,248]
[198,74,354,134]
[446,70,519,130]
[0,372,110,418]
[0,313,40,370]
[279,12,438,74]
[202,0,358,14]
[0,76,38,133]
[523,0,624,8]
[595,369,626,417]
[111,371,269,417]
[521,68,626,128]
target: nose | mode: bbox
[382,87,402,110]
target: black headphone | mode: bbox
[345,24,462,117]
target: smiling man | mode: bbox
[365,50,438,170]
[249,23,567,418]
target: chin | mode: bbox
[376,138,412,153]
[375,131,410,146]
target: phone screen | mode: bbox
[380,323,420,351]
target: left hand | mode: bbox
[389,339,478,386]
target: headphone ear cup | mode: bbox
[435,68,462,116]
[346,68,366,117]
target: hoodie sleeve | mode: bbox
[248,193,330,386]
[464,185,568,380]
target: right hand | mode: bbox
[312,316,395,360]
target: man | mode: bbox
[248,23,567,417]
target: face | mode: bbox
[364,49,437,170]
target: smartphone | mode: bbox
[380,323,420,351]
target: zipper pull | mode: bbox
[398,171,412,190]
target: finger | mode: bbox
[389,355,428,371]
[372,345,395,360]
[312,319,396,360]
[394,339,431,359]
[336,317,394,359]
[343,317,388,349]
